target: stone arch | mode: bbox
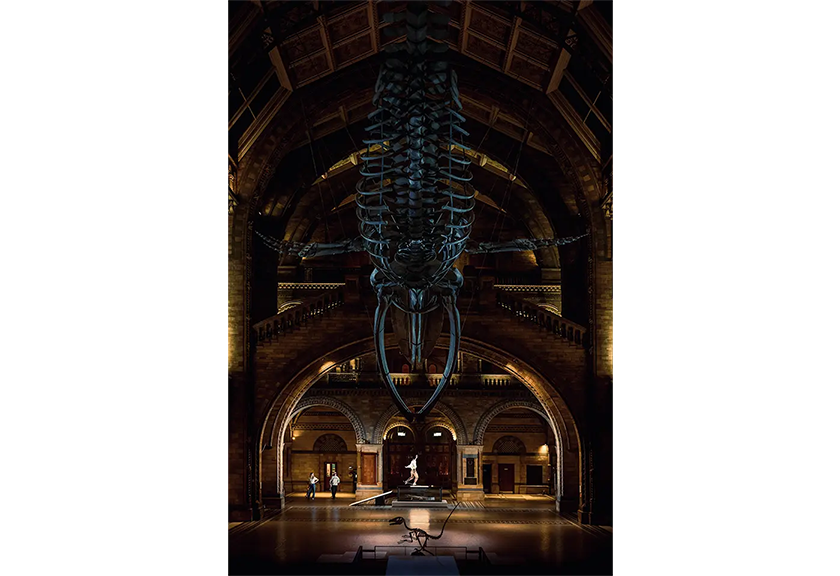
[285,395,367,445]
[256,334,581,504]
[421,420,458,441]
[371,400,467,445]
[382,419,414,441]
[473,399,550,447]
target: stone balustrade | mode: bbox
[253,287,344,345]
[495,290,586,346]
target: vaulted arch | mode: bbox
[285,395,367,445]
[473,399,552,447]
[371,400,467,445]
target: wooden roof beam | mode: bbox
[318,15,336,72]
[367,0,379,53]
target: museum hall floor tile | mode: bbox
[230,497,612,575]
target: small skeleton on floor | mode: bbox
[390,502,461,556]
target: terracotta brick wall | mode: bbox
[236,291,609,520]
[287,452,356,493]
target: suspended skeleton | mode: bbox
[257,1,585,421]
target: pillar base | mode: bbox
[263,494,285,512]
[228,505,252,522]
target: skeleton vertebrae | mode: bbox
[357,1,473,290]
[356,2,473,420]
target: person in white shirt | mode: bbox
[405,454,420,486]
[306,472,318,500]
[329,472,341,499]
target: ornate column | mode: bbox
[355,443,383,500]
[455,444,485,502]
[260,444,280,501]
[578,439,594,524]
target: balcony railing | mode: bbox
[496,290,586,346]
[253,287,344,345]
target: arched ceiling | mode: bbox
[232,1,611,323]
[229,0,612,164]
[249,115,581,271]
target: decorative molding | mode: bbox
[307,387,534,399]
[486,425,547,434]
[600,190,612,221]
[277,282,346,290]
[372,401,468,445]
[290,396,367,444]
[421,419,459,440]
[473,400,548,445]
[382,419,413,440]
[313,433,348,452]
[229,156,239,215]
[493,435,527,454]
[494,284,563,293]
[292,422,354,431]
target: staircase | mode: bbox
[495,290,587,347]
[253,286,345,345]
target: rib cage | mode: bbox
[356,1,474,290]
[254,1,587,421]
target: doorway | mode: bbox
[383,426,416,489]
[324,462,337,491]
[482,464,493,493]
[498,463,515,492]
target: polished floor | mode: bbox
[230,495,612,575]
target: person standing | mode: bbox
[306,472,318,500]
[405,454,420,486]
[329,471,341,499]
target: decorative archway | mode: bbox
[371,400,467,445]
[382,419,414,441]
[421,419,459,441]
[472,399,552,447]
[256,335,581,505]
[285,395,367,445]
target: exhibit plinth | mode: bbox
[386,555,459,575]
[393,485,450,508]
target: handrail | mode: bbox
[495,290,587,346]
[253,287,345,345]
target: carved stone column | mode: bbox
[355,443,383,500]
[455,444,485,502]
[228,372,251,521]
[261,444,279,497]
